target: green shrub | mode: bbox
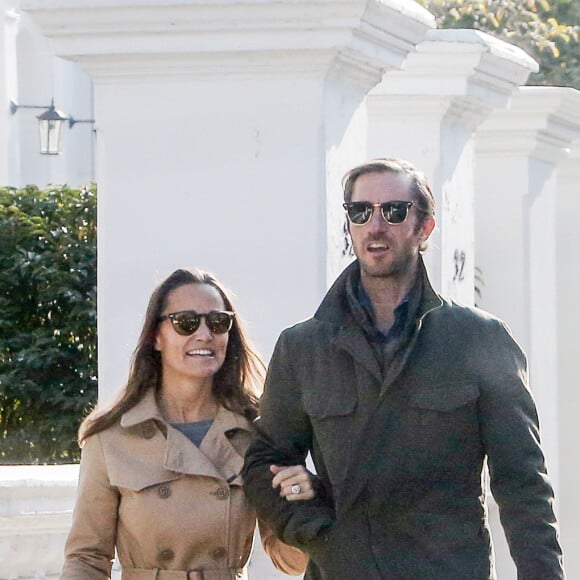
[0,185,97,464]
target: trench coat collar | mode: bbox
[120,389,252,484]
[314,257,442,382]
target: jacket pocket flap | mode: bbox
[303,390,357,419]
[108,465,182,492]
[410,383,479,412]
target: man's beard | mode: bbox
[355,237,419,281]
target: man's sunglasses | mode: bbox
[343,201,420,226]
[158,310,235,335]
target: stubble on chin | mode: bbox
[357,250,419,282]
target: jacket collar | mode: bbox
[120,388,253,484]
[120,387,163,428]
[314,255,442,326]
[120,387,252,434]
[314,257,443,382]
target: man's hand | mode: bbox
[270,464,315,501]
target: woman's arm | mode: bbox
[258,517,309,576]
[61,434,120,580]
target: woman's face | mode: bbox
[155,283,230,388]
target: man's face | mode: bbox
[348,171,435,281]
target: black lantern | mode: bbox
[10,98,94,155]
[36,99,68,155]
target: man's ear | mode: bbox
[421,216,436,242]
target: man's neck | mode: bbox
[360,263,418,334]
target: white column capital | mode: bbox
[558,139,580,185]
[370,29,537,130]
[21,0,435,86]
[477,86,580,162]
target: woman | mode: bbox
[62,268,311,579]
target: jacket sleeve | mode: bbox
[61,433,119,580]
[258,517,309,575]
[479,320,564,579]
[243,330,335,550]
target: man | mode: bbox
[243,158,564,579]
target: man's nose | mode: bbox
[368,206,386,232]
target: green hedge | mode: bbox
[0,185,97,464]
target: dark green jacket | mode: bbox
[243,259,564,579]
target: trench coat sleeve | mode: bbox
[258,518,309,575]
[61,433,119,580]
[479,321,564,579]
[243,330,335,549]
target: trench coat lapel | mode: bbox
[121,390,251,484]
[198,407,250,485]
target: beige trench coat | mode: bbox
[62,389,307,579]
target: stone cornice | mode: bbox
[476,86,580,162]
[21,0,435,85]
[558,140,580,184]
[372,29,537,106]
[5,3,19,23]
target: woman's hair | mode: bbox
[79,268,265,443]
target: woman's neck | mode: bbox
[157,380,218,424]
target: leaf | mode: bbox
[0,184,97,464]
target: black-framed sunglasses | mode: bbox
[158,310,235,336]
[343,201,419,226]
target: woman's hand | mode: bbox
[270,464,315,501]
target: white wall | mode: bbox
[556,140,580,575]
[2,8,94,189]
[95,72,331,398]
[476,87,580,579]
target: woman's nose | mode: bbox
[194,318,213,340]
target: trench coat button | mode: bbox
[211,547,227,560]
[158,484,172,499]
[158,548,175,562]
[212,486,230,500]
[141,423,155,439]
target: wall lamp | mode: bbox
[10,98,95,155]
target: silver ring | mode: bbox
[290,484,302,495]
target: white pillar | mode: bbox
[556,138,580,576]
[365,29,537,303]
[475,87,580,579]
[21,0,435,404]
[1,0,19,186]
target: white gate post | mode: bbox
[475,86,580,579]
[21,0,435,403]
[365,29,537,303]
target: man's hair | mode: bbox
[342,158,436,222]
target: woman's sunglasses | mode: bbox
[343,201,420,226]
[158,310,235,336]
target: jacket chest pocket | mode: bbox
[303,390,357,485]
[404,383,481,471]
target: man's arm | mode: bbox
[479,320,564,578]
[243,329,335,549]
